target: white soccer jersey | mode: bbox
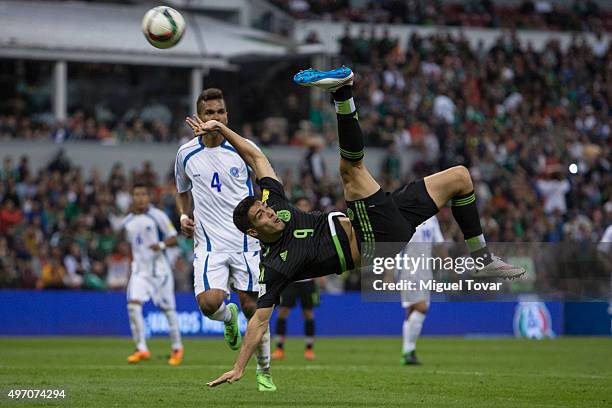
[399,216,445,307]
[174,137,259,253]
[400,216,445,273]
[121,206,177,275]
[410,216,444,246]
[598,224,612,254]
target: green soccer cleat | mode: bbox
[224,303,242,350]
[401,351,421,366]
[256,370,277,392]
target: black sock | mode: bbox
[332,86,364,162]
[451,191,492,265]
[304,318,315,349]
[333,85,352,101]
[275,318,286,349]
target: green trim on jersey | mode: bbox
[331,233,347,272]
[355,200,375,259]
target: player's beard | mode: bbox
[202,129,223,144]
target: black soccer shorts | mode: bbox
[279,280,319,309]
[345,179,439,261]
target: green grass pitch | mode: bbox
[0,337,610,407]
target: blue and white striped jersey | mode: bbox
[174,137,260,253]
[397,216,445,278]
[121,206,177,273]
[401,215,445,259]
[410,216,444,246]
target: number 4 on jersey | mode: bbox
[211,172,222,192]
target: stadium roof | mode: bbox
[0,0,292,69]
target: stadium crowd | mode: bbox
[1,28,610,291]
[272,0,610,32]
[0,152,193,291]
[328,28,611,247]
[0,110,189,144]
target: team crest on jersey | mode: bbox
[280,250,288,262]
[229,167,240,177]
[276,210,291,222]
[262,189,270,203]
[346,208,354,221]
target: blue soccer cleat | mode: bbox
[293,66,354,92]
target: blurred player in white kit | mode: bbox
[175,88,275,391]
[121,183,183,365]
[398,215,444,365]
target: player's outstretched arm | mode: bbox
[207,306,273,387]
[186,116,278,182]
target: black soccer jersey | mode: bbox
[256,177,352,308]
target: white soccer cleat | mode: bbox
[472,255,526,279]
[293,67,354,92]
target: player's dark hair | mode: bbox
[196,88,224,116]
[233,196,258,234]
[132,181,149,191]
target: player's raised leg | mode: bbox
[127,300,151,363]
[422,167,524,277]
[295,67,524,279]
[294,67,379,202]
[295,67,408,264]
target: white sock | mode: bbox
[164,309,183,350]
[209,303,232,323]
[128,303,147,352]
[465,233,487,252]
[334,97,356,114]
[255,325,271,372]
[402,311,426,354]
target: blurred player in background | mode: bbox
[271,197,320,361]
[398,216,444,365]
[598,221,612,304]
[121,183,183,365]
[177,89,275,391]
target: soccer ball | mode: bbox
[142,6,186,49]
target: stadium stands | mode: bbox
[0,1,610,292]
[271,0,611,32]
